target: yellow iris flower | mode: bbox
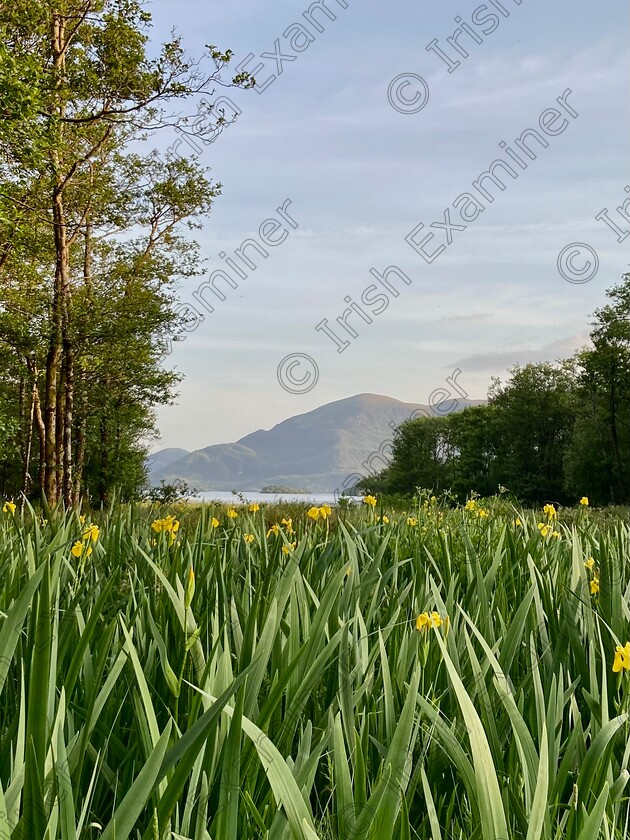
[416,611,445,631]
[612,642,630,673]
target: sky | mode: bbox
[145,0,630,451]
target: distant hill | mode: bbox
[146,448,189,477]
[149,393,482,493]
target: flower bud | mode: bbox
[185,566,195,609]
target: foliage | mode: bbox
[0,496,629,839]
[369,275,630,507]
[0,1,253,506]
[144,478,199,504]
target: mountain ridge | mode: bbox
[149,392,483,492]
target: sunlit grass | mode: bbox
[0,495,628,839]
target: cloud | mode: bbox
[453,333,591,371]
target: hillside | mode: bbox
[149,393,482,492]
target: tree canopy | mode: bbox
[361,274,630,507]
[0,0,252,505]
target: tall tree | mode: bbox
[565,274,630,504]
[0,1,252,505]
[487,362,578,504]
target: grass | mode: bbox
[0,494,629,839]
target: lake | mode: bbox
[190,490,361,505]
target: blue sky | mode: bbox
[147,0,630,450]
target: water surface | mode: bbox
[191,490,360,505]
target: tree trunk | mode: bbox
[56,356,65,495]
[44,10,69,506]
[22,380,36,497]
[63,337,74,506]
[44,340,61,504]
[73,413,86,509]
[99,415,108,505]
[27,359,47,493]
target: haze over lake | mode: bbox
[192,490,360,505]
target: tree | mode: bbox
[378,415,453,496]
[487,362,578,504]
[565,274,630,504]
[447,404,498,499]
[0,0,253,506]
[372,364,579,504]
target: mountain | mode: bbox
[150,393,482,493]
[146,448,189,477]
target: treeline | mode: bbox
[360,276,630,506]
[0,1,250,506]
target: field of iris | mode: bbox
[0,495,629,840]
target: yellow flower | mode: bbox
[539,524,550,537]
[590,577,600,595]
[79,514,86,524]
[211,517,220,528]
[249,503,260,513]
[579,496,589,507]
[282,541,297,555]
[71,541,84,557]
[585,557,595,570]
[477,509,488,518]
[543,504,557,520]
[307,506,320,521]
[243,533,255,543]
[170,518,180,533]
[319,504,332,519]
[407,517,418,526]
[267,524,280,537]
[415,611,445,631]
[363,495,377,508]
[378,515,390,524]
[464,499,476,511]
[416,612,430,630]
[514,517,523,527]
[3,500,16,514]
[83,524,99,541]
[281,517,294,534]
[150,517,178,535]
[227,508,238,519]
[612,642,630,673]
